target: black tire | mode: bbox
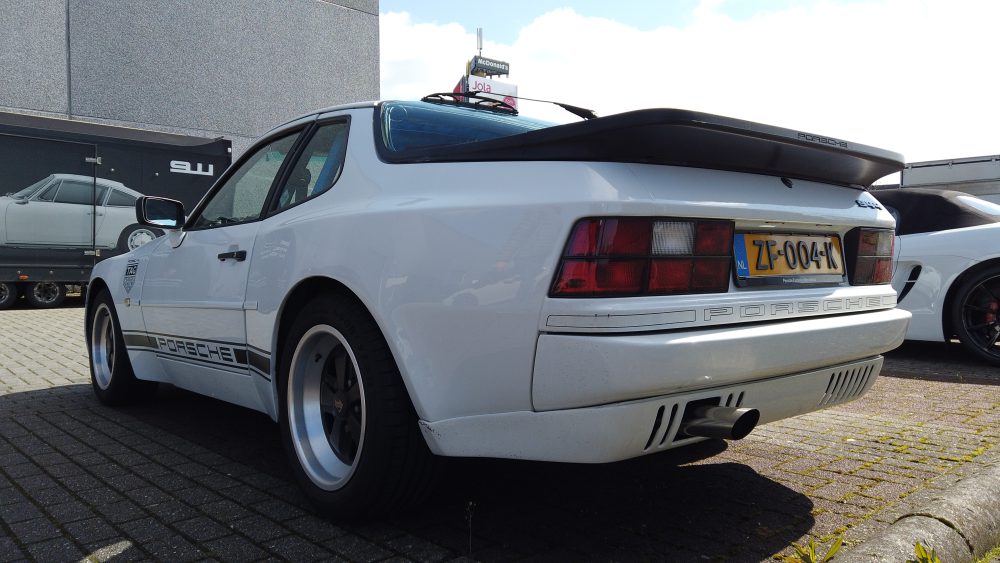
[0,282,18,309]
[951,265,1000,366]
[86,289,158,405]
[24,282,66,308]
[278,294,436,519]
[116,224,163,252]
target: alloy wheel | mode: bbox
[127,228,156,250]
[961,273,1000,361]
[90,303,116,390]
[287,325,366,491]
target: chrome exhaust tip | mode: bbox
[679,406,760,440]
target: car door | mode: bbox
[5,178,98,246]
[138,130,303,406]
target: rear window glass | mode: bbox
[107,189,137,207]
[957,195,1000,219]
[379,101,551,154]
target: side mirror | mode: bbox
[136,196,185,229]
[14,199,28,205]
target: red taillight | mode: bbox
[565,220,600,257]
[551,218,733,297]
[848,228,894,285]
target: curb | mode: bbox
[836,461,1000,562]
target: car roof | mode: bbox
[264,101,379,136]
[49,173,129,190]
[873,188,999,235]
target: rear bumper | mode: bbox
[419,356,884,463]
[532,308,910,410]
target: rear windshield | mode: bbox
[379,101,551,154]
[957,195,1000,219]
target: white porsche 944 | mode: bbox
[85,95,910,517]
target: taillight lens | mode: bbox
[846,228,894,285]
[551,218,734,297]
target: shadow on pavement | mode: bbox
[98,384,814,561]
[883,340,1000,385]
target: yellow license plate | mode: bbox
[734,233,844,278]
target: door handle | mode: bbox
[217,250,247,262]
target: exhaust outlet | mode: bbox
[679,406,760,440]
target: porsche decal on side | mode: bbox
[123,331,271,380]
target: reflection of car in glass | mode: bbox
[873,189,1000,366]
[1,174,161,251]
[85,97,910,518]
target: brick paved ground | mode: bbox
[1,302,998,562]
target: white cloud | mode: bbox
[380,1,1000,165]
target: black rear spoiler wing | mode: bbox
[383,108,904,189]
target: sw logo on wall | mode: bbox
[123,259,139,292]
[170,160,214,176]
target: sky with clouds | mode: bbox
[379,0,1000,179]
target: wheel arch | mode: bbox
[942,257,1000,339]
[84,278,110,336]
[271,276,422,418]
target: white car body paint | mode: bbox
[1,173,146,249]
[89,103,910,463]
[890,222,1000,341]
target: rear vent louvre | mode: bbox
[644,406,665,451]
[821,364,876,406]
[658,404,679,447]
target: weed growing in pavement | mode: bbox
[975,544,1000,563]
[907,541,941,563]
[784,537,842,563]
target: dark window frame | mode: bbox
[184,122,313,232]
[265,116,351,217]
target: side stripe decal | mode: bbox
[123,330,272,381]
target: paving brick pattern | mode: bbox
[1,303,998,562]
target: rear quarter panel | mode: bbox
[893,223,1000,341]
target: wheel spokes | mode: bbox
[961,275,1000,358]
[318,344,362,465]
[981,283,1000,302]
[106,322,115,372]
[333,348,348,391]
[987,331,1000,349]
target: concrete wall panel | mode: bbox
[0,0,69,114]
[67,0,379,139]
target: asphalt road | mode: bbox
[0,302,998,562]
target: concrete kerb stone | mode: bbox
[837,460,1000,562]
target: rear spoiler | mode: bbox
[383,108,904,189]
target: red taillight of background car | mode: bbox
[847,228,894,285]
[551,218,734,297]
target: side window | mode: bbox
[884,205,901,229]
[273,122,349,212]
[53,181,95,205]
[37,182,59,201]
[95,184,110,205]
[193,133,299,229]
[107,189,138,207]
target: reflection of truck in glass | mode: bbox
[0,112,230,309]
